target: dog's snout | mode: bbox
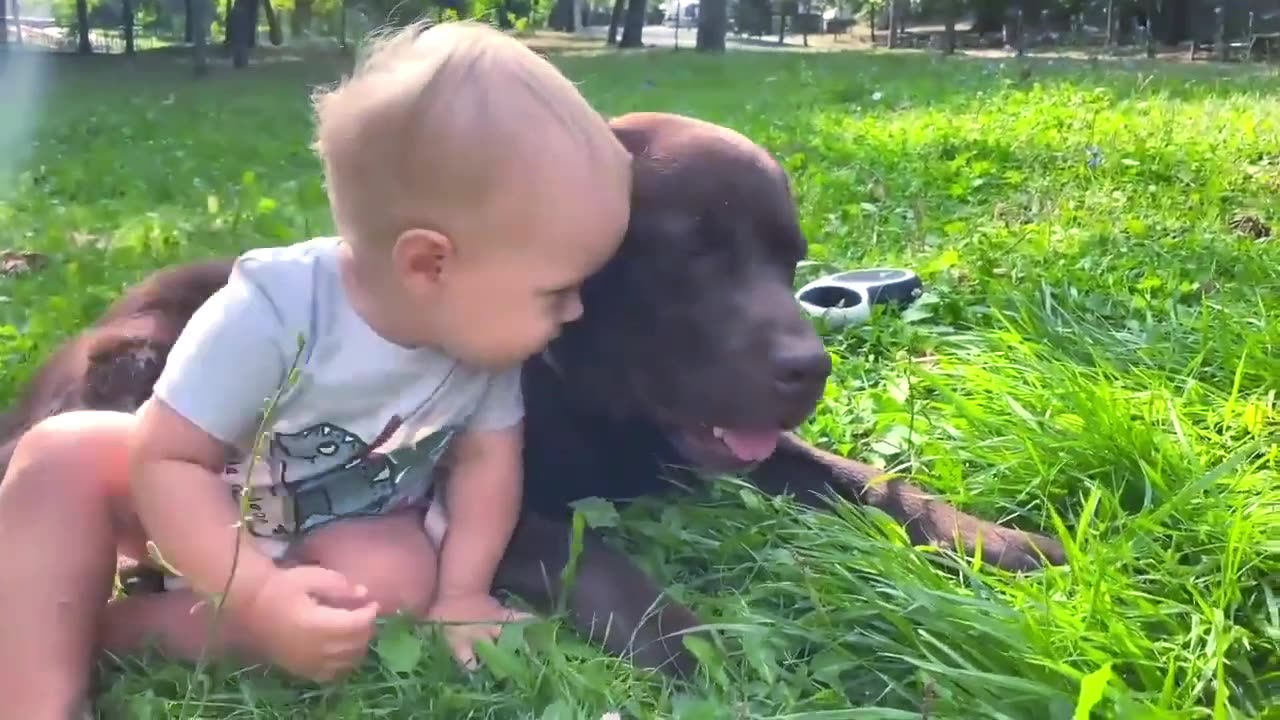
[771,342,832,394]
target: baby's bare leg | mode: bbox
[101,509,439,670]
[0,412,142,720]
[99,588,265,663]
[294,509,439,619]
[0,411,279,717]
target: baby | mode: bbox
[0,19,632,719]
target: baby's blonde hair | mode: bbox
[312,20,629,253]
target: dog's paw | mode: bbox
[961,522,1068,573]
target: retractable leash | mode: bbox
[795,268,924,329]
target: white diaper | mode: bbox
[423,496,449,546]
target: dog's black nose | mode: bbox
[771,343,832,394]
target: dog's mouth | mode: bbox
[666,423,783,473]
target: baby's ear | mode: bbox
[393,227,453,288]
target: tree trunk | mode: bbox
[263,0,281,45]
[1,0,7,47]
[1013,6,1024,55]
[496,0,511,29]
[1158,0,1190,45]
[338,0,346,50]
[123,0,135,54]
[1105,0,1115,45]
[971,0,1007,35]
[1213,4,1226,61]
[75,0,91,53]
[886,0,898,48]
[618,0,645,48]
[607,0,625,44]
[548,0,573,31]
[800,0,808,47]
[193,0,209,75]
[289,0,311,36]
[185,0,194,42]
[1144,0,1156,57]
[943,0,957,53]
[248,0,258,47]
[228,0,259,67]
[695,0,726,51]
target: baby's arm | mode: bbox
[127,261,291,613]
[434,369,525,601]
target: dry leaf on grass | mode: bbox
[1229,212,1272,241]
[0,250,50,277]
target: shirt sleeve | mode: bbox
[466,366,525,432]
[150,258,292,448]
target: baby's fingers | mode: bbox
[442,624,506,671]
[305,599,381,641]
[448,634,480,671]
[504,608,535,623]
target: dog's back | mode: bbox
[0,258,234,478]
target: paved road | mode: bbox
[576,23,822,51]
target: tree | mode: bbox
[886,0,898,48]
[193,0,210,75]
[942,0,959,53]
[1158,0,1190,46]
[1213,3,1225,61]
[696,0,727,51]
[606,0,624,43]
[226,0,282,68]
[263,0,282,44]
[618,0,645,48]
[227,0,257,67]
[547,0,573,30]
[860,0,882,42]
[1144,0,1155,57]
[970,0,1005,34]
[734,0,769,37]
[290,0,314,36]
[75,0,92,53]
[122,0,135,54]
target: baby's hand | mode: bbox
[426,592,533,669]
[241,566,381,682]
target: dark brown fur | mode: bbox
[0,112,1066,677]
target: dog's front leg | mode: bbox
[492,510,704,678]
[746,433,1067,572]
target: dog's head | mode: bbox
[549,112,831,473]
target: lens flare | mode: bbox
[0,35,50,202]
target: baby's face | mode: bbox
[426,161,632,371]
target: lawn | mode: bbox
[1,41,1278,720]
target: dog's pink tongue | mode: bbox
[717,428,780,462]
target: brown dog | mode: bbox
[0,111,1067,677]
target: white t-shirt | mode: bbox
[150,236,524,544]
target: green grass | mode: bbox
[2,43,1278,719]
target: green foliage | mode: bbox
[1,46,1278,719]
